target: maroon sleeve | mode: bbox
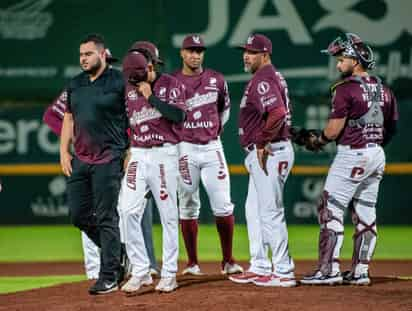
[329,84,351,119]
[255,105,287,148]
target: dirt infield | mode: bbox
[0,260,411,311]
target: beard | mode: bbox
[82,58,103,75]
[340,68,353,79]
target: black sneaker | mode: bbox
[88,278,119,295]
[342,270,371,286]
[300,270,343,285]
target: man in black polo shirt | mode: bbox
[60,34,128,295]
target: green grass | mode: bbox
[0,275,85,294]
[0,225,411,262]
[0,224,411,294]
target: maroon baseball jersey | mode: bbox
[43,90,67,136]
[172,68,230,144]
[126,73,186,147]
[238,64,292,147]
[330,76,398,147]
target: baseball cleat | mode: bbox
[88,278,119,295]
[221,262,244,275]
[121,274,153,293]
[182,264,204,276]
[252,273,297,287]
[300,270,343,285]
[342,271,371,286]
[229,271,263,284]
[155,277,178,293]
[150,268,160,277]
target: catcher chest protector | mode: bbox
[347,76,384,129]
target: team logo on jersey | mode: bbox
[192,35,201,44]
[159,87,166,97]
[209,77,217,86]
[129,106,162,126]
[128,90,138,100]
[140,125,149,133]
[257,81,270,95]
[193,110,202,120]
[169,88,180,99]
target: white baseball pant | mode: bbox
[119,144,179,278]
[81,232,100,279]
[178,139,234,218]
[322,144,385,275]
[244,141,295,276]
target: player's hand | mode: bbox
[137,82,152,99]
[257,145,273,176]
[123,149,131,173]
[60,151,73,177]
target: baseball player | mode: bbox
[300,33,398,286]
[43,48,159,279]
[119,47,186,293]
[229,34,296,287]
[171,34,243,276]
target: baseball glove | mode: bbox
[290,127,323,152]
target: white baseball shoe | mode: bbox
[155,276,178,293]
[229,271,263,284]
[221,262,244,275]
[252,273,297,287]
[121,274,153,293]
[182,264,204,276]
[150,268,160,277]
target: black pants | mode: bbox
[67,157,122,281]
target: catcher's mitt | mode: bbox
[290,127,323,152]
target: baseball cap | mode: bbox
[122,51,149,84]
[181,34,206,50]
[129,41,164,65]
[105,48,119,64]
[237,34,272,54]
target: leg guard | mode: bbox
[349,199,377,274]
[317,191,344,275]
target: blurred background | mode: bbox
[0,0,410,226]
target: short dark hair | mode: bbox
[80,33,105,49]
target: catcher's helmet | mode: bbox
[321,33,375,70]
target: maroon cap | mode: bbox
[181,34,206,50]
[122,51,148,84]
[238,34,272,54]
[105,48,118,64]
[129,41,164,64]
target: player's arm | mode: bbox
[60,106,74,177]
[382,89,398,147]
[218,80,231,127]
[137,82,186,123]
[318,117,346,143]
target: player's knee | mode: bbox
[212,202,234,217]
[317,190,344,228]
[179,207,200,220]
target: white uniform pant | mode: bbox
[244,141,295,276]
[323,144,385,273]
[178,139,234,218]
[119,145,179,278]
[81,232,100,279]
